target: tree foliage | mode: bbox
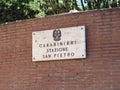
[0,0,120,24]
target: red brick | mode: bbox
[0,8,120,90]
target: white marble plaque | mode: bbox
[32,26,86,61]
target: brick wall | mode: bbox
[0,8,120,90]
